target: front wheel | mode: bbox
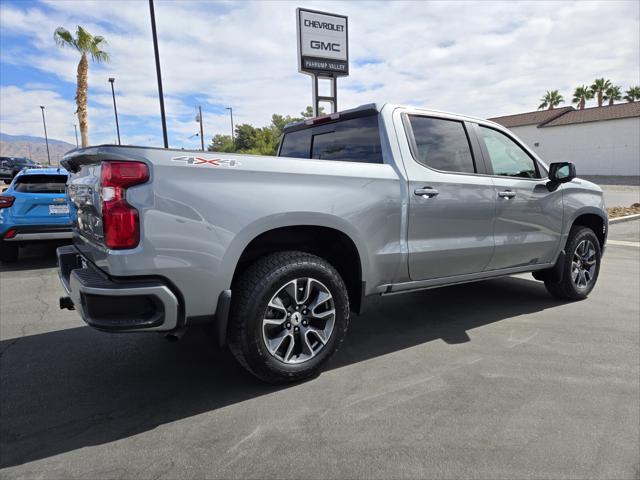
[227,251,350,384]
[544,226,601,300]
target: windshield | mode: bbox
[14,174,67,194]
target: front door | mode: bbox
[475,125,563,270]
[403,115,496,280]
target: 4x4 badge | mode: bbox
[171,156,241,167]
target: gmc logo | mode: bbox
[310,41,341,52]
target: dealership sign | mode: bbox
[297,8,349,76]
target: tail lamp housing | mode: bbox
[0,195,15,209]
[100,161,149,249]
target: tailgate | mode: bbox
[67,161,104,245]
[10,173,71,225]
[64,148,152,262]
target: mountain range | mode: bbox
[0,132,76,165]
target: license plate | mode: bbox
[49,204,69,215]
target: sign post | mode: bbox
[297,8,349,116]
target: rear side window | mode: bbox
[406,116,476,174]
[280,114,383,164]
[14,175,67,194]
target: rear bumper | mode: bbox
[57,244,180,332]
[3,225,72,242]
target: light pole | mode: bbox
[225,107,234,145]
[196,105,204,151]
[149,0,168,148]
[108,77,121,145]
[73,124,79,148]
[40,106,51,165]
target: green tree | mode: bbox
[590,78,612,107]
[538,90,564,110]
[209,134,235,153]
[604,85,622,106]
[300,105,325,118]
[208,106,320,155]
[54,26,109,147]
[623,86,640,103]
[572,85,593,110]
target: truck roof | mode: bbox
[283,103,500,133]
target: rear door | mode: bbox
[473,125,563,269]
[10,173,71,225]
[402,114,496,280]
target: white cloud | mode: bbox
[1,0,638,147]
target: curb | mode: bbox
[609,214,640,224]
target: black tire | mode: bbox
[228,251,350,384]
[3,179,10,185]
[0,242,19,263]
[544,226,601,300]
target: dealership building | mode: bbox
[489,103,640,177]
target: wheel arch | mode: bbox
[220,213,370,314]
[568,209,607,249]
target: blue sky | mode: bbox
[1,0,638,149]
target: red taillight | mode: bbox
[100,161,149,250]
[0,195,15,209]
[4,228,17,239]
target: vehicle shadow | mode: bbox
[0,242,68,272]
[0,276,566,468]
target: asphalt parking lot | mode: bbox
[1,222,638,480]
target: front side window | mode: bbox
[14,175,67,193]
[479,127,539,179]
[407,116,476,173]
[279,114,383,164]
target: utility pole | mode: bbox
[108,77,121,145]
[40,106,51,165]
[197,106,204,151]
[149,0,168,148]
[74,124,79,148]
[226,107,234,145]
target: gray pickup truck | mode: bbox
[57,103,607,383]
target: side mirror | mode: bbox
[547,162,576,191]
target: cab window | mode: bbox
[478,127,540,179]
[406,116,476,174]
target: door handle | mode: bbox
[498,190,516,199]
[414,187,439,198]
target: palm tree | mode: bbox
[572,85,593,110]
[623,86,640,102]
[590,78,612,107]
[538,90,564,110]
[54,26,109,147]
[603,85,622,106]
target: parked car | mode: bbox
[57,103,607,383]
[0,167,72,262]
[0,157,42,184]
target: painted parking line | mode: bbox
[607,240,640,248]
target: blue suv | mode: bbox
[0,168,72,262]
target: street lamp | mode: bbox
[149,0,168,148]
[108,77,121,145]
[225,107,234,145]
[73,124,79,148]
[39,106,51,165]
[195,106,204,151]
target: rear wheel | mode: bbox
[3,180,10,185]
[0,242,19,263]
[544,226,601,300]
[228,251,350,384]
